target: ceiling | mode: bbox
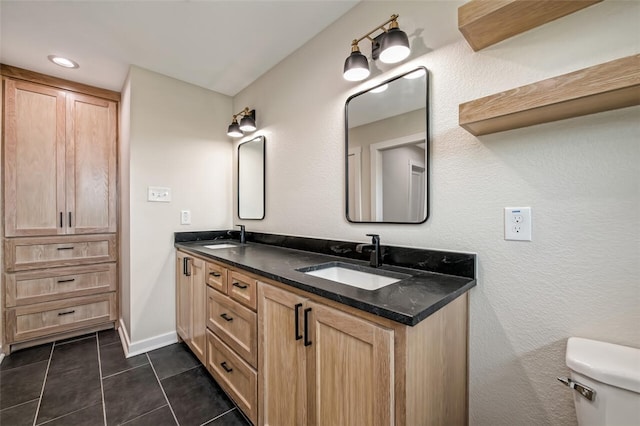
[0,0,359,96]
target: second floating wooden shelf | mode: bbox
[459,55,640,136]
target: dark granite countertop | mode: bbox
[175,235,476,326]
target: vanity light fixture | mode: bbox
[47,55,79,69]
[227,107,257,138]
[343,14,410,82]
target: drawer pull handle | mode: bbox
[57,247,74,250]
[68,212,72,227]
[58,310,75,316]
[220,313,233,322]
[304,307,312,347]
[209,272,221,277]
[294,303,303,341]
[59,212,63,228]
[57,278,76,283]
[232,281,248,289]
[221,362,233,373]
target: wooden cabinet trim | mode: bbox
[228,270,257,310]
[1,64,121,102]
[206,262,228,294]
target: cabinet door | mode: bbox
[176,252,192,342]
[65,93,117,234]
[258,283,308,426]
[306,301,394,426]
[190,257,206,363]
[3,79,66,237]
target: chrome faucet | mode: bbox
[357,233,382,268]
[237,224,246,244]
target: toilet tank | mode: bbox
[565,337,640,426]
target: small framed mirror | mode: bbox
[345,67,429,223]
[238,135,265,220]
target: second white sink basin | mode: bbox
[203,243,238,249]
[299,262,408,291]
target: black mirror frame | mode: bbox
[237,135,266,220]
[344,66,430,224]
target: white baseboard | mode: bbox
[118,318,178,358]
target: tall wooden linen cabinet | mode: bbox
[1,66,119,354]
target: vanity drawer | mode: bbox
[206,287,257,368]
[206,262,228,294]
[4,235,117,272]
[5,292,116,343]
[206,330,257,425]
[5,263,117,307]
[228,271,257,310]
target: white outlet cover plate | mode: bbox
[181,210,191,225]
[505,207,532,241]
[148,186,171,202]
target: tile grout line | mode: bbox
[0,397,40,413]
[119,404,169,426]
[146,353,180,426]
[101,362,149,380]
[199,407,237,426]
[31,342,55,426]
[96,332,108,426]
[53,334,96,347]
[35,403,102,426]
[155,363,200,381]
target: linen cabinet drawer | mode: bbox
[4,234,117,272]
[228,270,257,310]
[206,330,257,425]
[206,262,228,294]
[5,263,117,307]
[206,287,257,368]
[5,292,116,343]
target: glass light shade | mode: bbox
[239,115,256,132]
[379,27,410,64]
[343,50,370,81]
[227,122,243,138]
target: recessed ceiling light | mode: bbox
[48,55,79,69]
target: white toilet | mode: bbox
[562,337,640,426]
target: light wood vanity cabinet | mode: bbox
[177,249,469,425]
[258,283,394,426]
[175,252,206,364]
[2,67,120,353]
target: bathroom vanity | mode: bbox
[175,232,476,426]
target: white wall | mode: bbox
[233,1,640,425]
[122,66,233,350]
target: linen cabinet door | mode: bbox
[258,283,308,426]
[65,93,117,234]
[176,252,192,342]
[3,79,66,237]
[306,301,394,426]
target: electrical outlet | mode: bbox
[505,207,532,241]
[148,186,171,202]
[180,210,191,225]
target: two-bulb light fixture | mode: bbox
[343,14,411,82]
[227,107,257,138]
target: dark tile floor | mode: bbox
[0,330,251,426]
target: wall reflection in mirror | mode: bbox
[345,67,428,223]
[238,135,265,220]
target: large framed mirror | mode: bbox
[238,135,265,220]
[345,67,429,223]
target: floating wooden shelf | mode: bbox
[459,55,640,136]
[458,0,602,51]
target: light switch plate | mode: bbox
[505,207,532,241]
[148,186,171,202]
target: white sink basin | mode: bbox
[203,243,238,249]
[299,263,407,291]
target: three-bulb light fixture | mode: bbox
[343,14,411,82]
[227,107,257,138]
